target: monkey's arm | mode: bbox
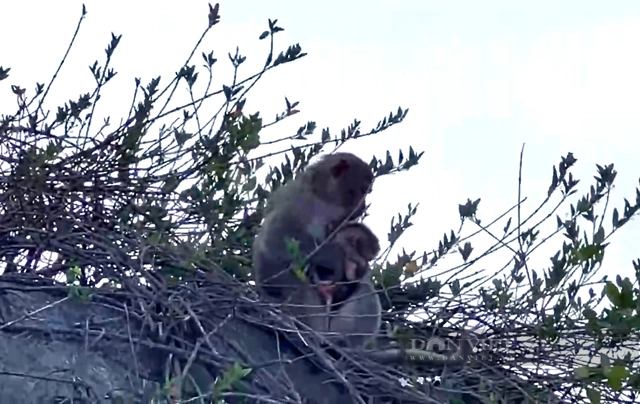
[252,211,322,300]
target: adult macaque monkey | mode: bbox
[252,152,373,302]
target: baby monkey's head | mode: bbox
[333,222,381,281]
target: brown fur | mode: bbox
[309,222,380,309]
[253,152,373,302]
[333,222,380,282]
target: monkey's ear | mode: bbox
[330,158,350,177]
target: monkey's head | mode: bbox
[334,223,380,281]
[338,224,380,261]
[310,152,373,218]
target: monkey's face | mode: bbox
[329,157,373,215]
[337,226,381,263]
[310,153,373,218]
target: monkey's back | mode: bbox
[252,190,322,301]
[252,169,354,300]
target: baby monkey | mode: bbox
[306,221,380,310]
[253,152,373,302]
[327,221,380,308]
[304,221,382,349]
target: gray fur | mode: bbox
[253,153,371,302]
[326,276,381,348]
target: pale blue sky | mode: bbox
[2,1,639,292]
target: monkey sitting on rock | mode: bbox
[252,152,373,301]
[252,152,381,347]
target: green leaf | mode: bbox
[66,266,82,283]
[450,280,461,297]
[173,129,191,146]
[575,366,591,379]
[161,174,180,194]
[242,176,257,193]
[604,282,621,306]
[586,388,601,404]
[285,238,300,258]
[606,365,629,391]
[293,266,307,281]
